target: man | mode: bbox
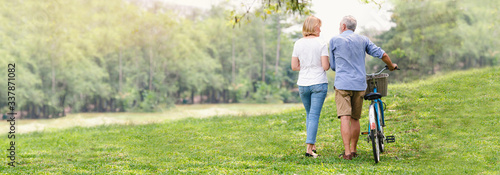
[329,15,397,160]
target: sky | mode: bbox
[163,0,395,41]
[307,0,394,40]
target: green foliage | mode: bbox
[230,0,386,26]
[1,67,499,173]
[370,0,500,81]
[136,90,159,112]
[251,82,284,103]
[230,0,312,26]
[0,0,302,118]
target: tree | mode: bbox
[375,0,460,80]
[0,0,306,118]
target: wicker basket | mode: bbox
[366,73,389,96]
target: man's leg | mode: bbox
[335,88,353,158]
[340,115,351,156]
[350,90,365,155]
[349,118,360,153]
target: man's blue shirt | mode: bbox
[329,30,385,91]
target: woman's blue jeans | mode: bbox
[299,83,328,144]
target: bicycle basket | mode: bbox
[366,73,389,96]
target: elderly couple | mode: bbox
[291,15,398,160]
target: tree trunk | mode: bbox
[203,89,207,104]
[31,104,35,119]
[149,48,154,91]
[232,32,236,84]
[119,50,123,93]
[94,96,98,112]
[431,55,435,74]
[215,89,219,103]
[30,103,35,119]
[120,100,125,112]
[262,25,266,82]
[246,41,254,98]
[42,105,46,119]
[96,97,100,112]
[135,53,140,89]
[479,56,483,67]
[206,88,211,103]
[222,89,227,103]
[36,104,41,119]
[25,104,29,119]
[213,89,217,103]
[109,98,114,112]
[100,97,105,112]
[212,88,217,103]
[233,91,238,103]
[191,90,195,104]
[465,56,470,69]
[61,92,67,116]
[31,103,36,119]
[51,63,56,94]
[275,15,281,76]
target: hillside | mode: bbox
[1,67,499,174]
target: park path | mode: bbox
[4,103,302,134]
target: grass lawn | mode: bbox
[1,67,499,174]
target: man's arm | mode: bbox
[381,53,398,71]
[365,37,397,71]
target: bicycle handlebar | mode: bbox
[367,65,400,76]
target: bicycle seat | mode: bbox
[364,92,382,100]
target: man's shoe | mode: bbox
[351,152,358,158]
[339,152,352,160]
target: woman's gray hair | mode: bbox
[341,15,357,32]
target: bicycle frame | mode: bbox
[364,66,398,163]
[366,69,386,134]
[368,87,385,133]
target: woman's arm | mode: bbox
[321,56,329,71]
[291,57,300,71]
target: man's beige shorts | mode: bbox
[335,87,366,120]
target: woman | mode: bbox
[291,15,330,158]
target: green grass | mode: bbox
[1,67,499,174]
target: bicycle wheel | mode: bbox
[368,105,380,163]
[375,101,385,153]
[378,130,385,153]
[371,130,380,163]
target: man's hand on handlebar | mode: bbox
[388,63,398,71]
[385,64,399,71]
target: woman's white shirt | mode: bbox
[292,37,329,86]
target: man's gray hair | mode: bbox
[341,15,357,32]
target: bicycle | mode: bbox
[361,65,399,163]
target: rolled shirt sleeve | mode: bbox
[365,37,385,59]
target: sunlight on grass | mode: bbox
[0,103,302,134]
